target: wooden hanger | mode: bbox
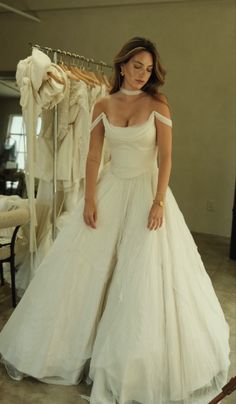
[65,54,96,85]
[56,54,111,88]
[68,54,98,85]
[72,65,98,86]
[58,61,69,73]
[47,71,65,85]
[94,61,112,89]
[94,65,106,85]
[102,72,112,88]
[82,58,101,85]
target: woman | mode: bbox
[0,37,230,404]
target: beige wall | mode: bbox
[0,0,235,237]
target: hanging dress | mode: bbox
[0,110,230,404]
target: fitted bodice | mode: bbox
[91,111,172,179]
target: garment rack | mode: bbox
[29,42,113,70]
[29,42,112,242]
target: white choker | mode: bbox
[120,87,143,96]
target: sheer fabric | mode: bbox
[0,112,230,404]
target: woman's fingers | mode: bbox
[84,215,91,227]
[94,210,97,223]
[148,204,164,231]
[148,216,163,230]
[83,210,97,228]
[148,217,156,230]
[153,218,163,230]
[90,212,97,228]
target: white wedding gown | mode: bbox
[0,111,230,404]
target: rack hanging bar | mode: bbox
[29,42,113,69]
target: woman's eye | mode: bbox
[134,65,141,69]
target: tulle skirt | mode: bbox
[0,163,230,403]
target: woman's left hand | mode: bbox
[147,204,164,230]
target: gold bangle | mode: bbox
[153,199,164,207]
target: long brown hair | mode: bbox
[110,37,169,106]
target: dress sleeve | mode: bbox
[90,112,104,131]
[153,111,172,128]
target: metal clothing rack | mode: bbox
[29,42,112,241]
[29,42,113,70]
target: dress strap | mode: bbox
[90,112,104,131]
[153,111,172,128]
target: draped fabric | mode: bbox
[15,48,109,293]
[0,111,230,404]
[16,47,68,256]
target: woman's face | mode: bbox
[121,51,153,90]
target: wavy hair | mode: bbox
[110,37,169,106]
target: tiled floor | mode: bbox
[0,232,235,404]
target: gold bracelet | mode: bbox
[153,199,165,207]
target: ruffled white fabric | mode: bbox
[0,112,230,404]
[16,76,108,292]
[16,47,68,254]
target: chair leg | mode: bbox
[208,376,236,403]
[0,262,4,285]
[10,256,16,308]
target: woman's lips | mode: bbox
[136,79,145,84]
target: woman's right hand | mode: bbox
[83,198,97,229]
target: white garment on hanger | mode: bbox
[16,76,110,291]
[16,48,68,254]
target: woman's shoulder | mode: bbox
[93,94,114,113]
[93,95,109,107]
[92,96,109,117]
[151,93,172,119]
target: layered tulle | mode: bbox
[89,169,230,404]
[0,111,230,403]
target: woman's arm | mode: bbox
[83,99,105,228]
[147,98,172,231]
[154,100,172,201]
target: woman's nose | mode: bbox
[138,69,145,77]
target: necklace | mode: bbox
[120,87,143,96]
